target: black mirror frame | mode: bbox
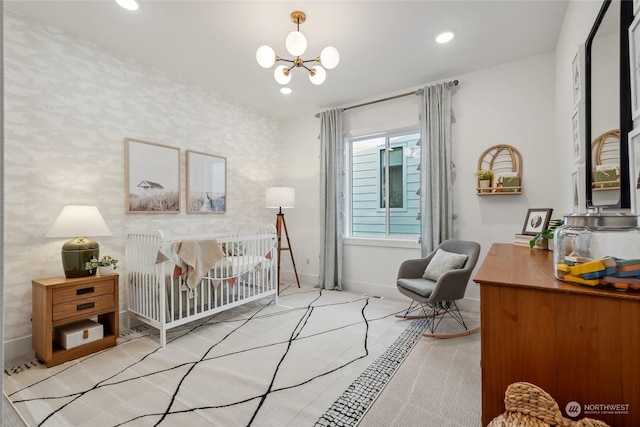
[585,0,634,209]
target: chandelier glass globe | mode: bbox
[285,31,307,56]
[309,65,326,85]
[320,46,340,69]
[256,45,276,68]
[274,65,292,85]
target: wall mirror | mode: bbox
[585,0,633,208]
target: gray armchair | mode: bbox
[396,239,481,338]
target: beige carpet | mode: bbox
[4,285,482,427]
[359,314,482,427]
[4,284,425,427]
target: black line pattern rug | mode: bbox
[4,284,426,427]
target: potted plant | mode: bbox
[476,169,493,193]
[86,255,118,276]
[529,219,564,250]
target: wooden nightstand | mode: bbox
[32,274,119,367]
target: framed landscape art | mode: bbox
[186,150,227,213]
[571,45,585,108]
[571,104,584,163]
[125,138,180,213]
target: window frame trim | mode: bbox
[346,125,421,240]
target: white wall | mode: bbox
[555,1,609,212]
[276,113,322,284]
[280,52,560,308]
[3,12,281,358]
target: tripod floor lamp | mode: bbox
[265,187,300,294]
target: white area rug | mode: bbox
[4,284,427,427]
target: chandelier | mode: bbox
[256,11,340,86]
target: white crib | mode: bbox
[125,225,278,347]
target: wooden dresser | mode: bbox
[474,243,640,426]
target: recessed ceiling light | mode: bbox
[116,0,139,11]
[435,31,454,44]
[280,87,292,95]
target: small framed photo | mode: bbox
[630,14,640,120]
[186,150,227,213]
[125,138,180,213]
[571,104,585,163]
[572,166,586,213]
[629,127,640,214]
[521,208,553,236]
[571,45,585,108]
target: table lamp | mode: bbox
[45,205,112,278]
[265,187,300,293]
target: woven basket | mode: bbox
[487,382,610,427]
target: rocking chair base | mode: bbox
[397,300,479,339]
[395,308,455,320]
[423,325,480,339]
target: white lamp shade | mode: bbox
[256,45,276,68]
[274,65,292,85]
[265,187,295,209]
[285,31,307,56]
[320,46,340,69]
[309,65,326,85]
[45,205,112,238]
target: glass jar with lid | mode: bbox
[553,213,640,290]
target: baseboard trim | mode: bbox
[280,271,317,287]
[343,279,480,313]
[5,311,135,361]
[342,280,406,303]
[3,336,32,362]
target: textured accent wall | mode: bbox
[3,11,281,345]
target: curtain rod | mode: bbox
[343,79,459,112]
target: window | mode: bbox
[380,147,404,208]
[348,128,420,238]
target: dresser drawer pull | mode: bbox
[76,287,95,295]
[77,302,95,311]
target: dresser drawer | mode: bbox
[52,279,114,305]
[52,294,115,323]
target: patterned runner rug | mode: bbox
[4,284,427,427]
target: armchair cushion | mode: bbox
[397,277,436,298]
[422,249,468,281]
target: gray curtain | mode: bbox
[319,108,343,290]
[419,83,453,256]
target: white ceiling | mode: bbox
[4,0,569,120]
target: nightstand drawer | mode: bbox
[52,279,114,304]
[52,294,115,322]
